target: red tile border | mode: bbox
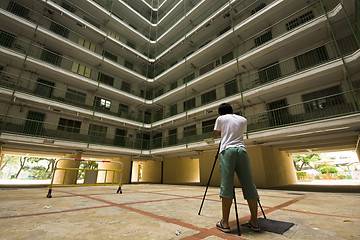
[1,187,359,240]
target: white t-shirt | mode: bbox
[214,114,247,153]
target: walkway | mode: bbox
[1,184,360,239]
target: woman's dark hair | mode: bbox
[218,103,233,115]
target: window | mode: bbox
[78,38,96,52]
[201,90,216,104]
[0,30,16,48]
[170,104,177,116]
[202,119,216,133]
[184,125,197,137]
[107,31,120,40]
[98,72,114,86]
[255,31,272,47]
[183,73,195,84]
[121,81,131,93]
[199,40,211,49]
[169,128,177,145]
[40,49,62,66]
[50,22,69,38]
[251,3,266,15]
[302,86,343,112]
[114,128,126,146]
[34,78,54,98]
[170,81,178,90]
[126,41,136,49]
[94,96,111,110]
[61,2,75,13]
[152,132,162,148]
[222,51,234,64]
[140,132,150,150]
[258,62,281,84]
[219,26,231,35]
[83,16,100,29]
[184,98,196,111]
[140,89,152,99]
[267,99,290,126]
[65,88,86,103]
[88,124,107,137]
[184,51,194,59]
[71,62,91,77]
[286,11,314,31]
[224,80,238,96]
[57,118,81,133]
[124,60,134,70]
[103,50,117,62]
[155,88,164,98]
[7,1,29,18]
[118,104,129,117]
[294,46,329,71]
[199,62,214,76]
[154,109,163,121]
[144,111,151,124]
[23,111,45,135]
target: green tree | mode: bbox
[315,163,338,174]
[25,157,56,179]
[0,155,20,171]
[15,156,28,178]
[293,153,321,171]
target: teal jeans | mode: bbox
[219,147,259,199]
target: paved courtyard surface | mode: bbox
[0,184,359,239]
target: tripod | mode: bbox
[198,143,266,236]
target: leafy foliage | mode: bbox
[315,164,338,174]
[293,153,321,171]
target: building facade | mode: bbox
[0,0,359,187]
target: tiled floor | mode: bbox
[0,184,359,239]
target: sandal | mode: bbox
[216,221,231,233]
[248,221,260,232]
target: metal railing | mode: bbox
[1,33,358,126]
[1,89,358,150]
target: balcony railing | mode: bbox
[152,34,359,123]
[1,89,358,151]
[1,32,358,126]
[0,114,146,150]
[0,70,147,123]
[153,0,348,98]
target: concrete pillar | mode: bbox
[0,143,4,169]
[198,146,297,188]
[356,135,360,162]
[248,146,297,188]
[53,151,83,185]
[97,156,131,184]
[199,149,221,186]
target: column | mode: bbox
[53,150,83,185]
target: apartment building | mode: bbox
[0,0,359,187]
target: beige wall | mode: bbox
[253,146,297,187]
[163,156,200,184]
[110,156,131,184]
[198,146,297,188]
[199,150,221,186]
[135,160,162,183]
[53,152,82,185]
[356,136,360,162]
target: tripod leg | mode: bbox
[233,187,241,236]
[198,156,217,215]
[258,199,266,219]
[198,143,221,215]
